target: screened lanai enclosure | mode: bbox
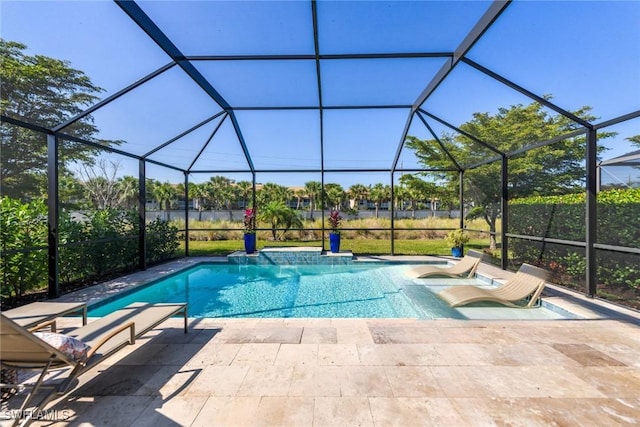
[1,0,639,309]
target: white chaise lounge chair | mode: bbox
[437,263,550,308]
[405,250,485,279]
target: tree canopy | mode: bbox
[405,100,614,248]
[0,39,119,200]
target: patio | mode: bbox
[9,320,640,425]
[3,260,640,426]
[1,1,639,424]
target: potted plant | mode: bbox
[243,208,256,254]
[328,210,342,253]
[445,229,469,258]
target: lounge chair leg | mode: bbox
[16,361,52,413]
[183,307,188,334]
[9,359,56,427]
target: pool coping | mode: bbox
[50,255,640,324]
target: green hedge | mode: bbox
[0,197,48,299]
[146,218,180,264]
[509,188,640,295]
[1,197,179,302]
[58,209,140,285]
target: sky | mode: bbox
[1,0,639,188]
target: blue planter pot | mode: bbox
[244,233,256,254]
[451,246,463,258]
[329,233,341,253]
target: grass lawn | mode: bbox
[182,238,490,257]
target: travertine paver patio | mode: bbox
[3,257,640,426]
[4,314,639,426]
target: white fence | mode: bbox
[145,209,461,222]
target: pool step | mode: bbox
[228,246,354,265]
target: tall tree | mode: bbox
[151,182,177,221]
[76,159,125,210]
[304,181,322,220]
[235,180,253,209]
[189,182,207,221]
[348,184,369,211]
[0,40,120,200]
[323,183,345,211]
[257,183,292,206]
[116,175,139,210]
[393,185,410,218]
[369,183,390,218]
[206,175,234,214]
[399,175,425,217]
[406,100,612,248]
[399,174,445,217]
[294,188,307,210]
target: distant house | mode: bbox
[598,149,640,190]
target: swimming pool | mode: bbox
[88,263,466,319]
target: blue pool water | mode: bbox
[88,263,464,319]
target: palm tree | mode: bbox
[295,188,307,210]
[368,183,390,218]
[145,179,158,209]
[235,180,253,209]
[280,186,294,207]
[281,206,303,238]
[257,183,292,206]
[116,175,138,210]
[221,185,237,220]
[257,200,302,241]
[400,174,438,218]
[348,183,369,211]
[175,182,186,207]
[407,186,421,218]
[304,181,322,220]
[323,183,345,211]
[393,185,410,218]
[207,176,234,214]
[189,182,207,221]
[152,182,178,221]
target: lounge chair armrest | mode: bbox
[28,318,58,332]
[86,321,136,359]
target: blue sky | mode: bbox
[1,0,639,187]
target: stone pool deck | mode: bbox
[6,316,639,426]
[3,256,640,426]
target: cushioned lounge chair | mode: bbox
[405,250,485,279]
[0,302,187,427]
[437,263,550,308]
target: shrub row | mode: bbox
[509,188,640,297]
[1,197,179,301]
[0,197,48,300]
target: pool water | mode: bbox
[88,263,464,319]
